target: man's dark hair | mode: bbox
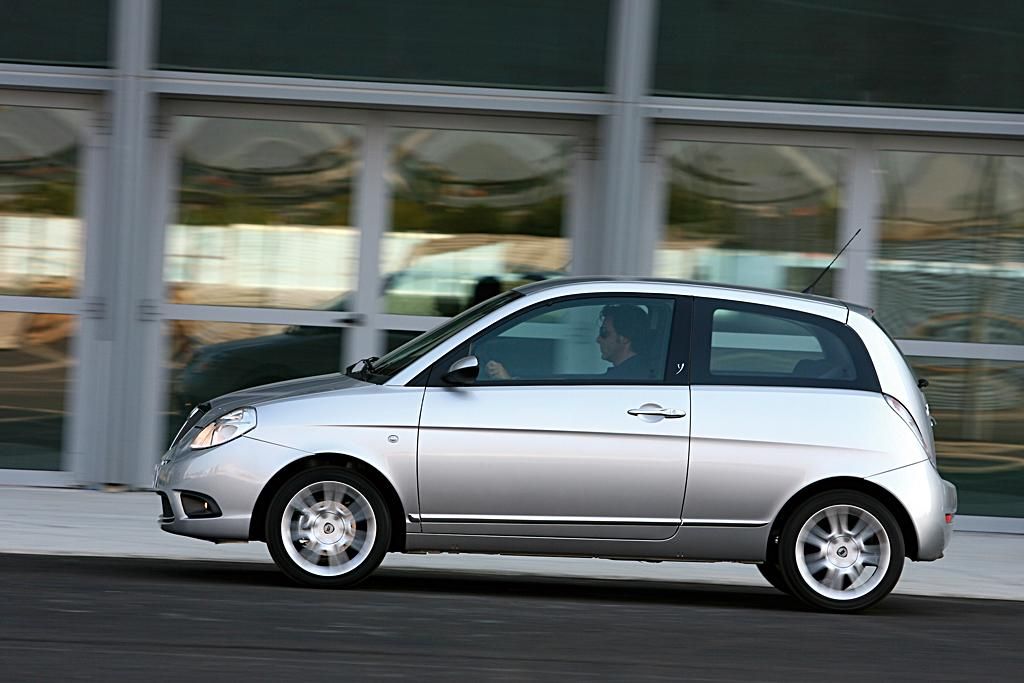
[600,304,649,353]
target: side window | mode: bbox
[456,296,676,384]
[692,299,879,391]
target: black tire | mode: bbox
[266,466,391,588]
[778,490,904,612]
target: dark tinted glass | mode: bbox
[655,1,1024,112]
[159,0,609,92]
[692,299,879,391]
[0,312,76,470]
[0,0,109,67]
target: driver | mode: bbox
[483,304,652,380]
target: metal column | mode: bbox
[597,0,658,277]
[101,0,161,486]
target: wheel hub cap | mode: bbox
[827,535,858,568]
[308,502,356,548]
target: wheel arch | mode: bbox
[249,453,407,552]
[766,477,920,561]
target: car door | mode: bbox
[682,297,883,532]
[416,293,692,540]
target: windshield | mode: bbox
[354,290,522,383]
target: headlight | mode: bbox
[190,407,257,450]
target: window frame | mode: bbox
[424,292,690,388]
[690,297,880,392]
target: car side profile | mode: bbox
[155,277,957,612]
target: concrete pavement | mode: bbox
[1,485,1020,602]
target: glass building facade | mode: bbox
[0,1,1019,527]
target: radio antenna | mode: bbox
[802,229,861,294]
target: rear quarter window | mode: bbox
[692,299,880,392]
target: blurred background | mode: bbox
[0,0,1020,529]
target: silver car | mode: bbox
[155,277,957,612]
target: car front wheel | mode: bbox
[266,467,390,588]
[779,490,904,612]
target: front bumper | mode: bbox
[154,435,310,542]
[868,459,957,561]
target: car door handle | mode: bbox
[627,407,686,418]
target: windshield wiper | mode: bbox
[345,356,380,381]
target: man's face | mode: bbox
[597,317,629,363]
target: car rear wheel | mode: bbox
[779,490,904,612]
[266,467,390,588]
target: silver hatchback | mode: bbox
[155,278,957,612]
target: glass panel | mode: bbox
[0,312,75,470]
[0,0,109,67]
[382,129,571,317]
[472,297,674,383]
[655,1,1024,112]
[0,106,86,298]
[159,0,608,92]
[911,357,1024,518]
[372,291,522,382]
[656,141,844,295]
[166,320,343,444]
[694,301,874,391]
[710,309,828,376]
[873,151,1024,344]
[166,117,361,310]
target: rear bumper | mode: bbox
[868,460,957,561]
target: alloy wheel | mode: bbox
[794,504,891,601]
[279,480,378,577]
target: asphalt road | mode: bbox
[1,553,1021,681]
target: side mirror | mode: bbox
[443,355,480,386]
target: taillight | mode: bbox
[884,394,927,452]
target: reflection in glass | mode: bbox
[166,118,361,309]
[656,141,844,295]
[0,312,76,470]
[165,320,344,445]
[385,329,427,355]
[382,129,572,317]
[911,357,1024,518]
[0,106,86,298]
[873,152,1024,345]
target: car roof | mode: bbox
[515,276,864,318]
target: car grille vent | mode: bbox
[158,491,173,522]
